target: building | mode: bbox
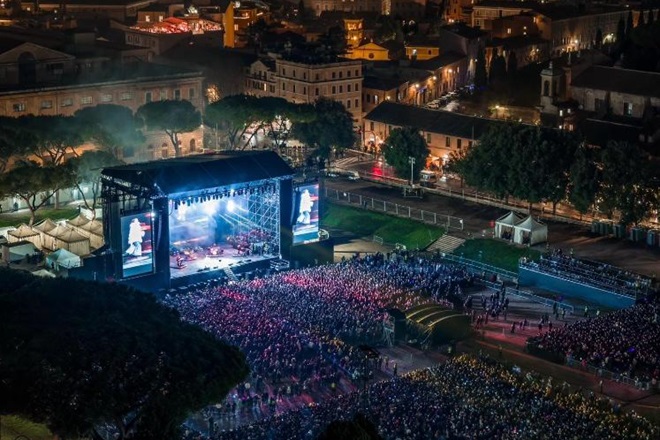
[571,66,660,120]
[362,75,409,114]
[245,55,363,124]
[304,0,381,16]
[437,23,488,82]
[486,35,550,71]
[0,40,205,162]
[445,0,473,24]
[405,37,442,61]
[23,0,157,21]
[363,101,506,164]
[346,41,392,61]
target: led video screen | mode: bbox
[292,183,320,245]
[121,212,154,278]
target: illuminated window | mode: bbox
[121,92,133,101]
[101,94,113,103]
[507,28,512,34]
[61,98,73,107]
[12,103,26,112]
[41,100,53,109]
[81,96,93,105]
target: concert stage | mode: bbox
[98,151,297,291]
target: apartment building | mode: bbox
[246,55,364,124]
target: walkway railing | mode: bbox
[324,187,464,231]
[439,253,517,281]
[505,287,575,315]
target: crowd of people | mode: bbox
[164,254,470,426]
[214,354,657,440]
[528,296,660,382]
[522,249,652,297]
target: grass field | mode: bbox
[0,207,79,228]
[0,415,52,440]
[321,203,445,250]
[453,238,541,273]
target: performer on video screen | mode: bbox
[125,218,145,257]
[297,189,313,225]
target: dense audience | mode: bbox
[164,254,469,407]
[528,296,660,382]
[522,250,652,297]
[215,354,657,440]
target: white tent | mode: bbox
[33,218,57,234]
[72,219,104,249]
[495,211,523,240]
[7,224,41,248]
[53,228,91,256]
[42,224,70,250]
[513,216,548,246]
[46,248,82,270]
[67,213,90,228]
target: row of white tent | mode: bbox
[5,214,104,257]
[495,211,548,245]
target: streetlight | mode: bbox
[408,156,415,186]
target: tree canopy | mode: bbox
[137,100,201,157]
[380,126,430,181]
[13,115,86,164]
[448,123,579,211]
[292,98,356,160]
[69,150,124,217]
[75,104,145,159]
[0,270,248,439]
[0,160,74,225]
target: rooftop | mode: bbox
[440,23,488,39]
[571,66,660,99]
[102,151,293,195]
[412,52,466,71]
[364,102,513,139]
[0,61,203,94]
[363,75,408,90]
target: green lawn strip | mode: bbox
[453,238,540,272]
[322,203,445,250]
[0,207,80,228]
[0,415,53,440]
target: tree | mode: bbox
[648,8,655,26]
[0,271,249,439]
[595,28,603,49]
[616,15,626,45]
[568,145,601,216]
[75,104,145,159]
[69,150,124,218]
[380,126,429,181]
[15,115,86,165]
[137,100,201,157]
[506,50,518,75]
[291,98,356,160]
[0,160,74,225]
[488,49,507,85]
[474,47,487,89]
[374,15,404,43]
[0,117,30,174]
[598,140,656,225]
[317,25,348,57]
[205,95,265,150]
[626,10,634,39]
[261,97,316,151]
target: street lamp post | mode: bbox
[408,156,416,187]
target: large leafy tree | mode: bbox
[137,100,201,157]
[568,144,601,216]
[598,141,657,225]
[292,98,356,160]
[205,94,265,150]
[69,150,124,218]
[14,115,86,164]
[0,270,248,439]
[380,126,429,181]
[0,117,30,173]
[0,160,74,225]
[75,104,145,159]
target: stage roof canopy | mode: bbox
[102,151,294,196]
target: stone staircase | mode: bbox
[427,235,466,254]
[223,267,239,282]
